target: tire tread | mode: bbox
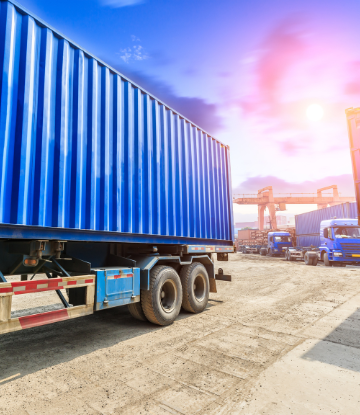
[128,302,147,322]
[141,265,182,326]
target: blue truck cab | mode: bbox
[320,219,360,266]
[267,232,293,257]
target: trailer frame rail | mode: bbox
[0,275,95,335]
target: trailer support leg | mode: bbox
[0,271,6,283]
[52,258,71,277]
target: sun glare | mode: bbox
[306,104,324,121]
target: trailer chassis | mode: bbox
[285,246,319,266]
[0,240,233,334]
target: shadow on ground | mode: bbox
[0,301,214,385]
[302,308,360,372]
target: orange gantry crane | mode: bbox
[233,185,355,230]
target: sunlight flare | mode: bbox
[306,104,324,121]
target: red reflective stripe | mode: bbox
[114,274,133,279]
[0,287,13,293]
[67,281,77,286]
[19,309,69,329]
[85,279,94,283]
[11,280,50,289]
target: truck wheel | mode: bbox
[268,249,273,257]
[128,302,147,322]
[141,265,182,326]
[323,253,332,267]
[311,256,318,266]
[180,262,209,313]
[260,248,267,256]
[304,252,313,266]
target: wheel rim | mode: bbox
[160,279,177,313]
[193,273,206,302]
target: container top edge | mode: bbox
[2,0,229,148]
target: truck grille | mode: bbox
[339,242,360,258]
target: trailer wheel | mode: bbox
[128,302,147,322]
[180,263,209,313]
[304,252,313,266]
[260,248,267,256]
[141,265,182,326]
[311,256,318,266]
[323,253,332,267]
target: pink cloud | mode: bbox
[279,139,306,156]
[232,16,358,158]
[239,17,310,118]
[344,61,360,95]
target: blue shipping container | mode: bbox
[295,202,357,245]
[0,0,234,245]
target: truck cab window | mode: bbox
[334,227,360,239]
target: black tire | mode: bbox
[323,253,332,267]
[312,256,318,266]
[141,265,182,326]
[260,248,267,256]
[304,252,313,266]
[128,302,148,322]
[268,249,273,257]
[180,262,210,313]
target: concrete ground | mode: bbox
[1,254,360,414]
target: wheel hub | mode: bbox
[160,279,177,313]
[193,274,206,302]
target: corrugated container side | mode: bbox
[295,202,357,238]
[296,235,321,247]
[0,0,234,244]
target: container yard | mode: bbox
[1,0,360,414]
[1,254,360,414]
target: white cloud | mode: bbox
[100,0,145,8]
[131,35,140,42]
[118,45,149,63]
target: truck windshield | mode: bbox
[274,236,291,242]
[334,227,360,239]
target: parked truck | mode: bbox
[286,203,360,266]
[0,0,234,335]
[259,232,293,257]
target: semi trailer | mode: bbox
[285,203,360,266]
[0,0,234,335]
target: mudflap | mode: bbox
[209,277,217,293]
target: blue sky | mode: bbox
[14,0,360,221]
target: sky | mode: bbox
[14,0,360,222]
